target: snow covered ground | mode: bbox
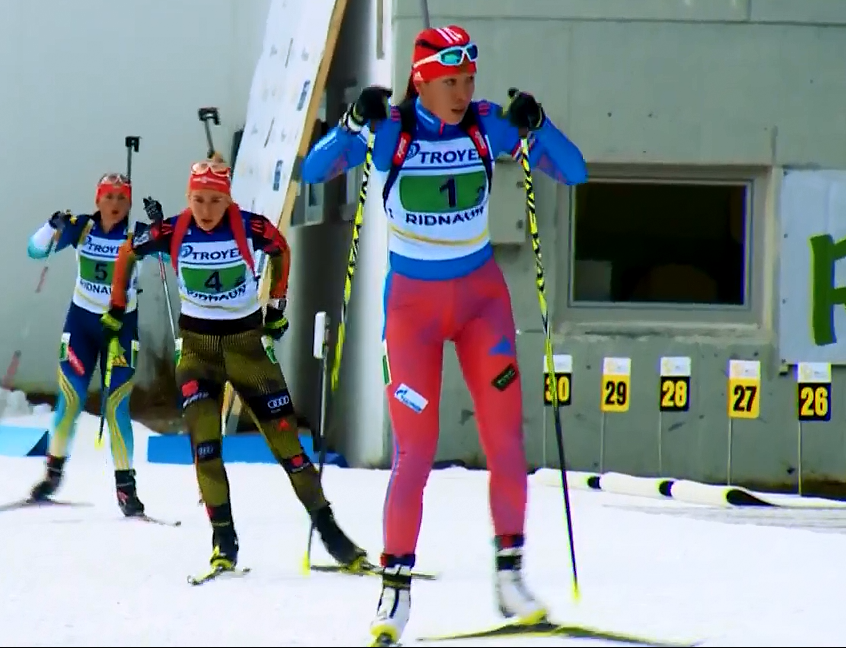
[0,401,844,647]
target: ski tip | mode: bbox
[133,515,182,527]
[186,565,251,586]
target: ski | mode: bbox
[0,497,93,512]
[187,565,251,586]
[132,514,182,527]
[416,619,700,647]
[310,560,437,581]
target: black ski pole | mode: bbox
[198,107,221,158]
[125,136,140,181]
[97,135,141,448]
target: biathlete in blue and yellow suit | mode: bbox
[26,172,145,516]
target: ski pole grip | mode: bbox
[313,311,328,359]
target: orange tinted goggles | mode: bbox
[191,161,230,177]
[98,173,130,186]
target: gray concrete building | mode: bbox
[282,0,846,494]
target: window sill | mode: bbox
[555,317,770,341]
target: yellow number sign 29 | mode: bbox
[601,357,631,413]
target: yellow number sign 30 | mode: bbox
[543,354,573,407]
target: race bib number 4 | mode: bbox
[182,266,246,295]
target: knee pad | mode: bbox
[179,378,221,411]
[281,452,313,474]
[245,388,295,421]
[195,439,222,463]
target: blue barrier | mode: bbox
[0,425,49,457]
[146,432,348,467]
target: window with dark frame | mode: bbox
[570,179,748,306]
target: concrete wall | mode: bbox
[390,0,846,489]
[283,0,392,466]
[0,0,269,393]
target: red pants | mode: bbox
[382,257,528,556]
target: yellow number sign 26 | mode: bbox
[797,384,830,422]
[796,362,831,423]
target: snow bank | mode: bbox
[0,388,52,419]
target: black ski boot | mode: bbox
[207,503,239,568]
[211,524,239,569]
[115,469,145,517]
[312,504,367,568]
[30,455,65,502]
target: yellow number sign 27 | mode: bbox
[727,360,760,420]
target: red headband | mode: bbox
[95,173,132,203]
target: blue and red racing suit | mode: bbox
[302,97,587,556]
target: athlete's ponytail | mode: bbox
[402,73,418,102]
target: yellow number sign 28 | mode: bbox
[660,377,689,412]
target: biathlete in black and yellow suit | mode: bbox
[104,156,366,571]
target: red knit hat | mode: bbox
[187,158,231,195]
[411,25,478,85]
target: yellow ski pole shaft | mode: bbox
[518,136,580,601]
[304,135,374,575]
[330,132,375,393]
[96,337,119,449]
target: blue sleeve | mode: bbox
[26,228,53,260]
[301,115,402,184]
[27,215,91,259]
[479,101,587,186]
[54,216,92,252]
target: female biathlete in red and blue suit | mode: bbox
[302,24,587,645]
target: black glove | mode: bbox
[143,197,164,222]
[264,299,289,341]
[100,306,125,341]
[502,88,545,132]
[341,86,393,132]
[48,210,74,231]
